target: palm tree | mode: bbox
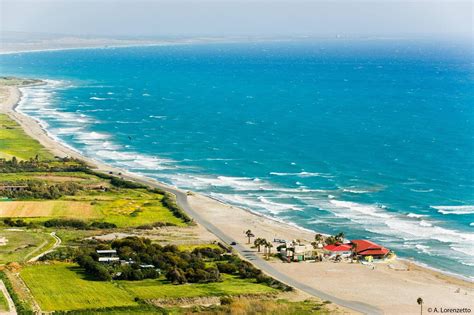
[260,238,268,255]
[350,242,358,262]
[266,242,273,259]
[417,297,423,315]
[254,238,263,252]
[245,229,254,244]
[335,232,345,243]
[314,233,324,244]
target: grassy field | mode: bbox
[0,200,97,218]
[0,114,53,161]
[67,188,186,227]
[0,229,55,264]
[0,171,102,184]
[0,185,185,227]
[121,274,277,299]
[20,263,278,312]
[0,289,9,312]
[177,243,221,251]
[20,264,138,311]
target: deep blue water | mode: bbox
[1,40,473,278]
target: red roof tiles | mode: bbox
[351,239,389,256]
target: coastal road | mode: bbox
[172,188,382,315]
[120,173,382,315]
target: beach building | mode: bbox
[279,242,316,262]
[323,243,353,258]
[350,239,390,259]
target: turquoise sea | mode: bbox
[1,39,473,278]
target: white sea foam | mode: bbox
[94,150,173,170]
[432,205,474,215]
[407,213,428,218]
[303,198,474,262]
[342,188,372,194]
[89,96,108,101]
[410,188,434,193]
[270,171,333,178]
[415,244,432,255]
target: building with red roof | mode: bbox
[323,243,352,252]
[350,239,390,259]
[323,243,353,258]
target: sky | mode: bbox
[0,0,472,40]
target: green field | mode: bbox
[0,289,9,312]
[0,229,55,264]
[121,274,277,299]
[64,188,186,227]
[20,263,278,312]
[20,264,138,311]
[0,114,53,160]
[0,171,186,227]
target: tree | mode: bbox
[417,297,423,315]
[245,229,255,244]
[254,238,264,252]
[314,233,324,244]
[350,242,358,262]
[260,238,268,255]
[166,268,187,284]
[266,242,273,259]
[335,232,345,243]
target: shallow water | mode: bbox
[1,39,473,278]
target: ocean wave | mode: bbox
[305,198,474,258]
[410,188,434,193]
[94,149,174,170]
[432,205,474,215]
[89,96,108,101]
[269,171,333,178]
[342,188,372,194]
[407,213,428,218]
[414,244,432,255]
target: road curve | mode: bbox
[28,232,61,262]
[119,173,382,315]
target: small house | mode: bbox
[323,243,353,258]
[279,242,316,262]
[96,249,119,263]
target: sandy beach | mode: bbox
[1,83,473,314]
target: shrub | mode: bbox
[89,221,117,229]
[161,192,192,223]
[220,296,233,305]
[44,219,88,229]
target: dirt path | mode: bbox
[27,232,61,262]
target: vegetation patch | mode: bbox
[20,264,138,311]
[20,263,280,312]
[0,288,9,312]
[0,229,53,264]
[0,201,96,218]
[0,114,53,161]
[0,271,32,314]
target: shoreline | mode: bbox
[11,81,473,283]
[2,82,473,314]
